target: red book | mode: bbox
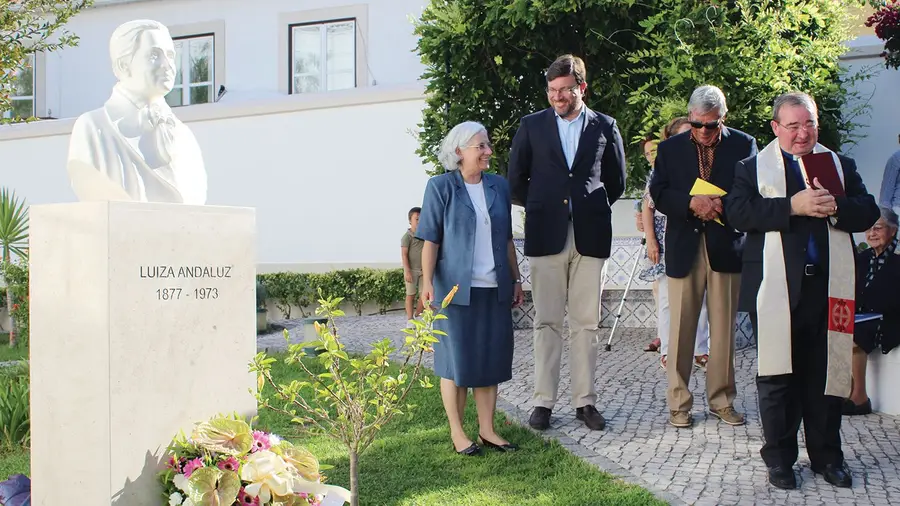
[800,152,845,196]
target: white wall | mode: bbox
[840,36,900,202]
[0,85,433,270]
[43,0,428,118]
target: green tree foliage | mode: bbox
[0,0,92,121]
[414,0,878,189]
[412,0,645,177]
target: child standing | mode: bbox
[401,207,425,320]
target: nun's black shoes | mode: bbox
[479,434,519,452]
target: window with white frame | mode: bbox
[290,19,356,94]
[3,55,35,119]
[165,34,214,107]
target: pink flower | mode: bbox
[236,488,260,505]
[250,431,271,453]
[297,492,322,506]
[182,458,204,478]
[216,456,240,472]
[166,456,181,472]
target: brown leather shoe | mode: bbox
[529,407,551,430]
[669,410,692,428]
[575,405,606,430]
[710,406,745,426]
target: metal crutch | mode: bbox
[604,237,646,351]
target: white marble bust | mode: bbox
[67,19,207,205]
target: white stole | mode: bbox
[755,139,854,397]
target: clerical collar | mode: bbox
[781,149,813,162]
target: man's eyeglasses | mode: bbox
[689,120,722,130]
[546,85,579,96]
[776,121,818,133]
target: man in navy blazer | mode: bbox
[649,85,757,430]
[507,54,626,432]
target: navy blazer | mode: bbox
[649,127,758,278]
[725,152,879,313]
[507,107,627,259]
[416,170,514,306]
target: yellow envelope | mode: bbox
[689,178,726,225]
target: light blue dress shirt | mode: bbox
[878,149,900,211]
[555,105,586,215]
[555,106,586,170]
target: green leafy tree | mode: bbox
[1,0,92,121]
[250,286,457,506]
[412,0,645,177]
[622,0,876,187]
[414,0,879,190]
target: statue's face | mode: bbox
[120,29,176,100]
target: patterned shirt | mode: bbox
[691,130,722,181]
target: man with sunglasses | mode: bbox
[507,54,627,432]
[649,85,758,430]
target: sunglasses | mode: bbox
[689,120,721,130]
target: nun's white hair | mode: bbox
[438,121,487,171]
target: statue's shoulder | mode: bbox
[71,106,111,138]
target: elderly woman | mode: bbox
[639,117,711,370]
[417,121,525,455]
[844,206,900,416]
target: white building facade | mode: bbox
[0,1,898,272]
[1,0,435,272]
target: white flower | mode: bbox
[240,450,296,503]
[172,474,189,493]
[168,492,183,506]
[269,434,282,446]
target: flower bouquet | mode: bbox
[159,414,350,506]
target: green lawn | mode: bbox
[0,334,27,363]
[0,354,665,506]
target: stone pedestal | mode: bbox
[867,348,900,415]
[29,201,258,506]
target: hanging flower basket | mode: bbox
[866,1,900,70]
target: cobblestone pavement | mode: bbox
[258,314,900,506]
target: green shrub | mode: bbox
[259,268,407,318]
[0,369,29,449]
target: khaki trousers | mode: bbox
[530,223,606,409]
[666,234,740,412]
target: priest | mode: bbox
[725,92,879,490]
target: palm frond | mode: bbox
[0,188,29,261]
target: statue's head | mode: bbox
[109,20,176,100]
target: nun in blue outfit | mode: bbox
[416,121,525,456]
